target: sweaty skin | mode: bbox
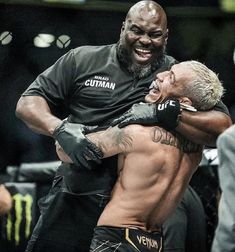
[57,124,202,231]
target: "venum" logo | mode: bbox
[137,235,159,249]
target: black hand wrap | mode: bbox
[53,120,103,170]
[110,98,181,131]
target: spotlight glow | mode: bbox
[34,33,55,48]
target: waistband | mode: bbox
[96,225,162,234]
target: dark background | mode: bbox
[0,0,234,173]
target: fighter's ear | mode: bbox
[164,29,169,44]
[121,22,125,32]
[179,97,192,106]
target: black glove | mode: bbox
[53,120,103,170]
[110,98,181,130]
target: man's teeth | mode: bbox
[154,83,159,91]
[136,48,151,53]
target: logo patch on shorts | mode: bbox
[125,228,162,252]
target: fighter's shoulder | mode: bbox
[122,125,155,143]
[117,125,156,153]
[122,124,147,134]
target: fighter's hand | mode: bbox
[53,120,103,170]
[110,98,181,130]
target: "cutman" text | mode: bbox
[85,79,116,90]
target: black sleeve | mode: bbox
[22,49,76,107]
[213,100,230,116]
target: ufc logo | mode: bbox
[157,100,176,110]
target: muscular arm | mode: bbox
[87,126,134,157]
[176,110,232,147]
[56,123,203,164]
[56,126,134,162]
[15,96,62,136]
[16,96,112,168]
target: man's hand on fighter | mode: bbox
[110,98,181,131]
[53,98,190,168]
[53,120,103,169]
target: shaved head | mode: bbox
[126,1,167,30]
[117,1,168,78]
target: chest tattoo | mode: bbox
[152,127,201,153]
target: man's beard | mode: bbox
[117,41,166,79]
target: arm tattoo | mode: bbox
[152,127,201,153]
[92,128,133,154]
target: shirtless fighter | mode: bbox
[55,60,224,252]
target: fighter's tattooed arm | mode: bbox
[56,125,203,163]
[86,126,134,158]
[56,126,134,162]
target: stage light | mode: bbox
[0,31,13,45]
[33,33,55,48]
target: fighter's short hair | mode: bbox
[181,60,224,110]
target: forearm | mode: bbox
[16,96,62,136]
[176,110,232,146]
[86,127,124,158]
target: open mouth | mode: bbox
[149,81,160,93]
[145,81,161,103]
[134,48,152,62]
